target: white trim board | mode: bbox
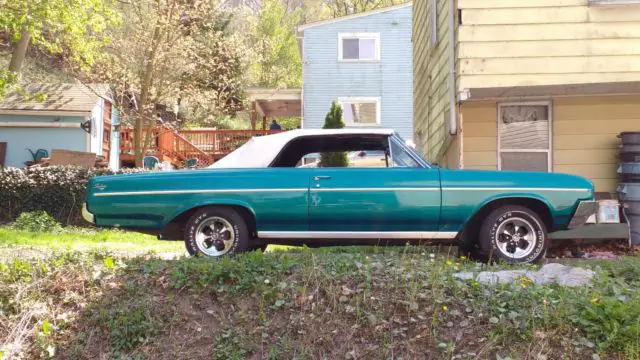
[298,2,412,31]
[0,122,82,128]
[0,110,91,117]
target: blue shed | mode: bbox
[0,83,120,170]
[298,3,413,141]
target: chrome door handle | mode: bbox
[313,175,331,181]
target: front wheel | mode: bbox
[184,207,250,257]
[478,205,548,264]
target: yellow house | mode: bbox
[413,0,640,194]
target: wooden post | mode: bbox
[251,101,257,130]
[262,115,267,131]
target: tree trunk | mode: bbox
[8,29,31,74]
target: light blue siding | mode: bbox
[0,113,88,168]
[302,5,413,141]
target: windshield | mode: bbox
[391,133,433,168]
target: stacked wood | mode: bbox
[27,149,109,169]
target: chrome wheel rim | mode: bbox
[195,217,235,257]
[495,217,536,260]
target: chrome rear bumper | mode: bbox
[567,200,598,229]
[82,203,95,224]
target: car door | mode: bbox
[308,137,441,232]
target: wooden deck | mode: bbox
[120,126,283,167]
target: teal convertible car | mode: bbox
[84,129,599,263]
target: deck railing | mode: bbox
[120,127,283,167]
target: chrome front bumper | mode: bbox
[82,203,95,224]
[567,200,598,229]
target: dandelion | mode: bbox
[264,279,270,285]
[459,256,467,260]
[590,298,599,304]
[455,262,460,267]
[446,260,453,266]
[442,305,448,311]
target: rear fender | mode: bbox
[165,199,257,227]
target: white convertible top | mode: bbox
[208,128,395,168]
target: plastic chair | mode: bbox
[184,158,198,168]
[143,156,160,169]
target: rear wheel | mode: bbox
[184,207,250,257]
[478,205,548,264]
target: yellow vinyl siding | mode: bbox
[457,0,640,89]
[553,96,640,194]
[458,96,640,194]
[460,102,498,169]
[412,0,452,162]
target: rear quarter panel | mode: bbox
[439,169,594,232]
[87,168,311,231]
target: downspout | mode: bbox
[447,0,457,136]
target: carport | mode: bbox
[245,88,302,130]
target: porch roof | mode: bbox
[245,88,302,118]
[460,81,640,102]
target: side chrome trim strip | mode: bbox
[441,187,591,192]
[93,188,308,197]
[257,231,458,240]
[95,187,590,197]
[312,187,439,192]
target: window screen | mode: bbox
[342,101,378,125]
[498,104,551,172]
[340,34,378,61]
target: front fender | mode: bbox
[465,192,556,226]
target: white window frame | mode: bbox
[338,33,380,62]
[497,101,553,172]
[338,97,381,126]
[589,0,640,6]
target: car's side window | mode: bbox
[389,139,421,168]
[298,150,389,168]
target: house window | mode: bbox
[338,33,380,61]
[338,97,381,126]
[498,102,552,172]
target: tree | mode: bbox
[320,102,348,168]
[0,0,119,96]
[248,0,302,88]
[91,0,247,166]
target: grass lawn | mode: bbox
[0,227,184,257]
[0,227,639,359]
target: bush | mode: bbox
[11,211,62,233]
[0,166,148,226]
[320,101,348,168]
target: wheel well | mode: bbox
[459,197,553,247]
[159,205,257,240]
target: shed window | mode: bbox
[338,97,381,126]
[498,103,552,172]
[339,33,380,61]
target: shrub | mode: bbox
[0,166,148,226]
[319,101,348,168]
[11,211,62,233]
